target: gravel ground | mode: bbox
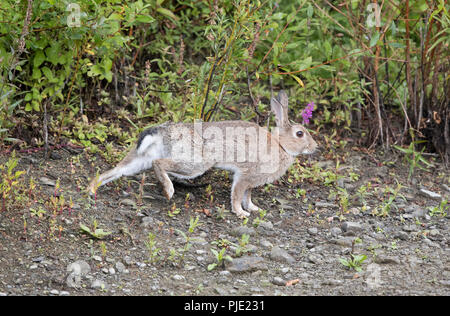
[0,147,449,296]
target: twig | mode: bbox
[246,66,263,124]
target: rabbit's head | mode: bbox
[271,90,318,156]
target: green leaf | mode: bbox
[369,32,380,47]
[34,50,45,68]
[32,68,42,80]
[156,7,178,20]
[207,263,217,271]
[339,258,350,267]
[32,100,40,112]
[136,15,155,24]
[41,66,54,80]
[307,4,314,18]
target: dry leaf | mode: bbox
[285,279,300,286]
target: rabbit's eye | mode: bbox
[296,131,304,138]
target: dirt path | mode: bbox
[0,148,449,296]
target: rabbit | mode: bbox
[88,90,318,218]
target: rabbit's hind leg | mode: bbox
[152,158,211,200]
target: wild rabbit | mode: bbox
[88,90,318,218]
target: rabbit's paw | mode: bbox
[246,202,260,212]
[163,184,175,200]
[233,208,250,219]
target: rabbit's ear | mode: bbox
[276,90,289,107]
[271,90,290,129]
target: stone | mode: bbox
[115,261,126,273]
[39,177,56,186]
[172,274,185,281]
[341,222,363,233]
[270,246,295,264]
[330,227,342,237]
[66,260,91,288]
[260,239,273,249]
[307,227,318,235]
[315,201,337,209]
[230,226,256,237]
[257,221,274,235]
[272,277,286,286]
[226,256,268,273]
[307,254,323,264]
[91,279,108,290]
[419,188,442,201]
[374,255,400,265]
[67,260,91,276]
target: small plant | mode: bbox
[0,152,27,212]
[205,184,214,204]
[176,216,201,262]
[374,181,405,217]
[208,247,233,271]
[355,182,372,207]
[145,232,161,264]
[215,204,228,220]
[252,209,267,228]
[393,132,433,180]
[80,220,112,239]
[339,238,367,272]
[339,254,368,273]
[428,199,448,217]
[100,241,107,258]
[329,187,350,215]
[168,203,181,218]
[30,206,47,222]
[235,233,250,257]
[295,188,306,200]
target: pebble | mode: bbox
[270,246,295,264]
[272,277,286,286]
[341,222,364,233]
[402,224,418,232]
[141,216,154,227]
[331,237,363,248]
[307,254,323,264]
[91,279,107,290]
[257,221,274,235]
[307,227,318,235]
[315,201,337,209]
[226,256,268,273]
[374,255,400,265]
[260,239,273,249]
[219,270,231,277]
[67,260,91,276]
[92,255,102,262]
[39,176,56,186]
[120,198,136,207]
[419,188,442,201]
[230,226,256,237]
[115,261,126,273]
[330,227,342,237]
[393,231,409,240]
[172,274,185,281]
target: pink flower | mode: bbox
[301,102,315,125]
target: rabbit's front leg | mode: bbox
[231,176,251,218]
[242,189,260,212]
